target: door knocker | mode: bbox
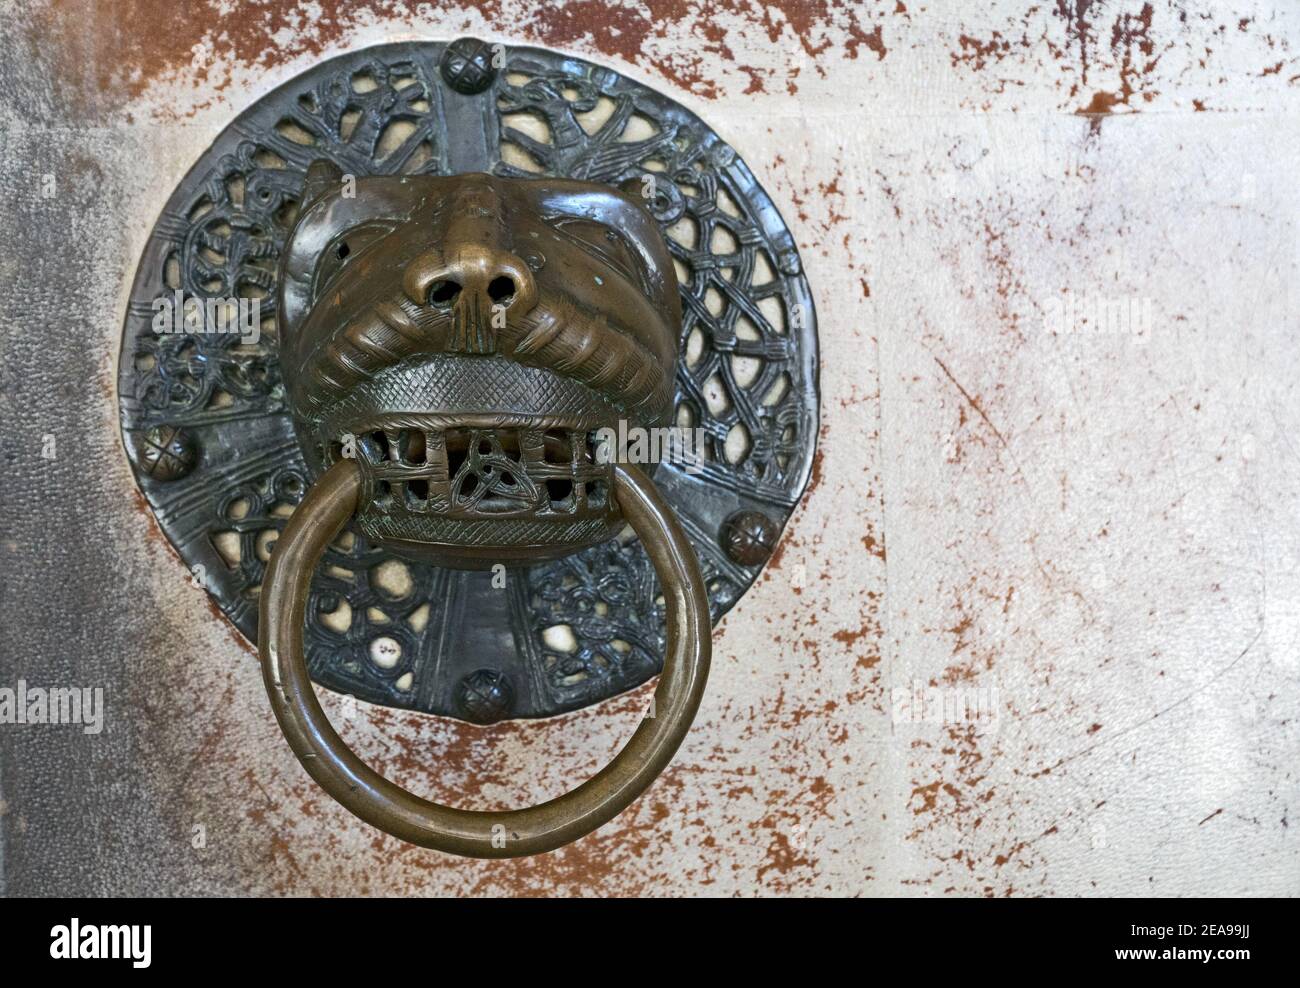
[119,38,819,857]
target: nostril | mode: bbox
[487,275,516,305]
[429,280,461,305]
[428,278,460,305]
[428,279,461,306]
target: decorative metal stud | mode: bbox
[137,425,197,481]
[440,37,499,95]
[719,510,780,566]
[457,668,515,724]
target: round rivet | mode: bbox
[440,37,499,95]
[719,510,780,566]
[711,143,735,167]
[138,425,197,481]
[778,249,801,275]
[456,668,514,724]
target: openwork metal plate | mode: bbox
[118,40,819,722]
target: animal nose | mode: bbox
[418,248,536,314]
[404,246,538,354]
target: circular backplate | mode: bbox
[118,40,819,722]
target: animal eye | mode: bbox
[312,221,395,298]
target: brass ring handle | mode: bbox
[258,458,712,858]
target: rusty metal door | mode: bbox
[1,0,1297,896]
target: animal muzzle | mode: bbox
[276,171,681,567]
[399,181,540,355]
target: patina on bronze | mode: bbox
[262,166,711,853]
[118,41,820,725]
[278,166,681,567]
[260,458,709,857]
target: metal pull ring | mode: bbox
[258,459,711,858]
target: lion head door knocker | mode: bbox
[119,38,819,857]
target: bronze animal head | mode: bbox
[278,164,680,566]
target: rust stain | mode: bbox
[860,531,885,561]
[832,624,871,648]
[30,0,900,114]
[941,0,1285,127]
[1071,3,1160,133]
[203,594,257,657]
[1056,0,1101,93]
[933,356,1009,451]
[127,486,170,551]
[950,32,1022,72]
[128,481,255,656]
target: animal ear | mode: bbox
[301,159,345,209]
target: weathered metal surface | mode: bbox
[259,459,710,855]
[2,0,1300,896]
[278,170,672,568]
[115,41,818,721]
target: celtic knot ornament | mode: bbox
[119,40,818,721]
[448,429,545,512]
